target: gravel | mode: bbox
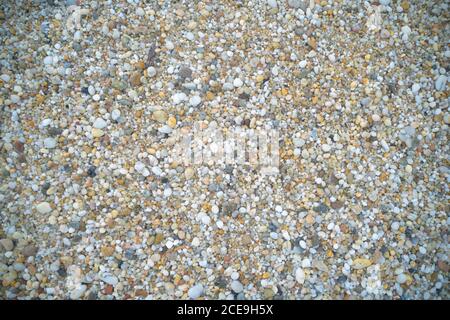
[0,0,448,301]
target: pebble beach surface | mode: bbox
[0,0,448,300]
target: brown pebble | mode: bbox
[129,71,142,87]
[14,141,25,153]
[135,289,148,297]
[331,200,344,210]
[437,260,449,273]
[22,245,38,257]
[305,214,315,224]
[101,246,114,257]
[104,284,114,295]
[308,37,317,50]
[134,60,146,70]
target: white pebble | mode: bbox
[301,258,311,268]
[396,273,407,284]
[165,40,174,50]
[172,92,187,104]
[43,56,53,65]
[189,95,202,107]
[10,95,20,104]
[164,188,172,197]
[321,144,331,152]
[44,137,57,149]
[93,117,107,129]
[267,0,278,8]
[435,75,447,91]
[101,275,118,286]
[0,74,10,82]
[233,78,243,87]
[147,66,157,77]
[411,83,421,94]
[111,109,121,121]
[391,221,400,231]
[231,280,244,293]
[70,285,86,300]
[152,166,162,176]
[192,237,200,247]
[188,284,204,299]
[36,202,52,214]
[372,114,381,122]
[136,7,145,16]
[295,268,305,284]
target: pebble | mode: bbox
[92,128,104,138]
[179,66,193,79]
[101,274,118,286]
[231,280,244,293]
[165,40,175,50]
[233,78,243,87]
[352,258,372,269]
[1,74,11,82]
[147,66,157,77]
[172,92,187,104]
[44,137,57,149]
[111,109,121,121]
[287,0,303,9]
[188,284,204,299]
[22,245,38,257]
[93,118,107,129]
[189,95,202,107]
[435,75,447,91]
[0,239,14,251]
[372,114,381,122]
[43,56,53,65]
[36,202,52,214]
[411,83,421,94]
[70,285,87,300]
[167,116,177,128]
[267,0,278,8]
[396,274,407,284]
[295,268,305,284]
[301,258,311,268]
[192,237,200,247]
[185,167,195,179]
[391,221,400,231]
[321,144,331,152]
[10,95,20,104]
[136,7,145,16]
[152,110,168,123]
[129,72,142,87]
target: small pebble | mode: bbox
[188,284,204,299]
[36,202,52,214]
[231,280,244,293]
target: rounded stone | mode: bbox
[36,202,52,214]
[44,137,57,149]
[93,117,107,129]
[231,280,244,293]
[188,284,204,299]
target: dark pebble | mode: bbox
[57,267,67,277]
[313,203,329,214]
[87,165,97,177]
[81,87,90,95]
